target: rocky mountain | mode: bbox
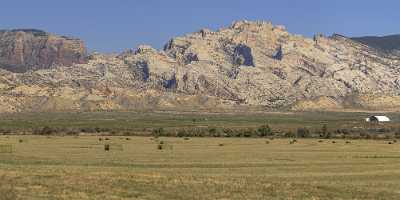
[352,34,400,55]
[0,29,87,73]
[1,20,400,113]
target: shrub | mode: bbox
[284,131,296,138]
[336,128,350,135]
[321,124,328,135]
[243,128,255,137]
[34,126,56,135]
[395,130,400,139]
[80,127,97,133]
[324,132,332,139]
[320,124,332,139]
[152,128,165,137]
[0,129,11,134]
[232,130,242,137]
[257,124,272,137]
[296,128,310,138]
[123,131,134,136]
[176,129,186,137]
[208,127,218,136]
[222,128,234,137]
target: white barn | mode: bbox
[365,116,391,123]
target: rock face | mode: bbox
[0,29,87,72]
[1,21,400,113]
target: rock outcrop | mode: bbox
[1,21,400,112]
[0,29,87,73]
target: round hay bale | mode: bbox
[104,144,110,151]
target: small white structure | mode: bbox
[365,116,391,123]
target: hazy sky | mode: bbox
[1,0,399,52]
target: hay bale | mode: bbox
[104,144,110,151]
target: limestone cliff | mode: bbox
[0,29,87,73]
[1,21,400,112]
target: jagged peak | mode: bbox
[119,44,159,58]
[134,45,158,54]
[229,20,286,32]
[230,20,271,28]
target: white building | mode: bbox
[365,116,391,123]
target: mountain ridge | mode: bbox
[1,20,400,113]
[351,34,400,54]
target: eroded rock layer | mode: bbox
[0,29,87,73]
[1,21,400,112]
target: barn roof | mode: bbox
[371,116,391,122]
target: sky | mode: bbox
[1,0,399,53]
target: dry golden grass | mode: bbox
[1,136,400,199]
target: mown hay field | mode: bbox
[1,135,400,199]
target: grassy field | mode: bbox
[0,111,400,199]
[1,135,400,199]
[0,111,398,134]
